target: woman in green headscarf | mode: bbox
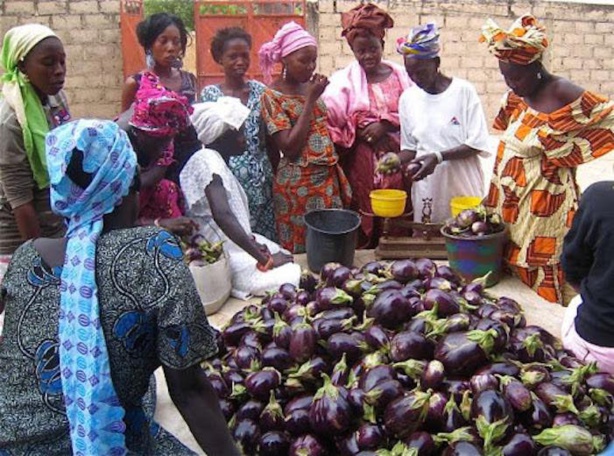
[0,23,71,281]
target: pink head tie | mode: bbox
[258,21,317,83]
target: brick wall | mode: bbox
[0,0,122,119]
[314,0,614,125]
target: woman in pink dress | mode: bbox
[322,3,412,248]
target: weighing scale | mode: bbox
[373,198,448,260]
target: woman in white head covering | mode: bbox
[181,97,301,298]
[0,24,71,281]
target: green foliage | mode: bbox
[143,0,195,30]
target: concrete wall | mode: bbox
[314,0,614,124]
[2,0,614,122]
[0,0,123,118]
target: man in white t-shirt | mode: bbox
[393,23,491,223]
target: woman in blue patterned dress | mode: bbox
[201,27,277,241]
[0,120,239,455]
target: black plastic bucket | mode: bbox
[304,209,361,273]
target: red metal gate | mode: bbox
[194,0,306,89]
[120,0,145,79]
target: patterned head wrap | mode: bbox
[397,22,441,59]
[190,97,250,146]
[479,14,549,65]
[341,3,394,44]
[258,21,317,84]
[46,119,138,456]
[1,24,65,189]
[129,71,193,136]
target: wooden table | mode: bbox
[154,250,568,455]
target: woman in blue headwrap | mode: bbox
[0,24,71,281]
[0,119,239,455]
[391,22,491,223]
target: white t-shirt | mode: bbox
[180,147,300,298]
[400,77,491,223]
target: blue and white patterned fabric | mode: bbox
[45,119,137,456]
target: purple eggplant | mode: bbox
[535,382,578,414]
[423,289,460,316]
[476,302,499,320]
[552,412,581,427]
[208,372,230,398]
[475,318,509,352]
[300,270,318,293]
[425,276,454,292]
[289,322,316,363]
[313,317,354,340]
[425,391,448,431]
[586,372,614,395]
[390,330,434,362]
[500,375,532,413]
[289,434,328,456]
[476,362,520,378]
[245,368,281,401]
[404,431,436,455]
[367,289,413,329]
[326,265,353,288]
[364,324,391,353]
[520,365,551,387]
[390,259,419,283]
[519,392,553,431]
[364,379,404,411]
[359,365,395,391]
[442,394,466,433]
[434,330,497,376]
[236,399,265,421]
[268,294,290,315]
[384,390,433,439]
[223,321,254,347]
[362,261,385,276]
[259,431,290,456]
[537,448,572,456]
[328,332,368,363]
[415,258,437,279]
[470,373,499,394]
[428,313,472,338]
[500,432,537,455]
[272,314,292,349]
[222,368,245,388]
[533,425,600,455]
[309,374,353,435]
[356,423,387,451]
[316,286,353,310]
[421,360,445,390]
[260,391,285,432]
[218,398,235,421]
[335,432,360,456]
[287,356,328,385]
[284,408,312,436]
[441,441,483,455]
[232,418,260,455]
[262,346,293,372]
[471,389,514,449]
[348,387,367,415]
[284,394,314,414]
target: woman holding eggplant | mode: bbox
[393,23,491,224]
[259,22,351,254]
[322,3,411,248]
[480,14,614,304]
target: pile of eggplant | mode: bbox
[443,206,505,237]
[203,259,614,455]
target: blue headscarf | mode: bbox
[46,119,137,456]
[397,22,441,59]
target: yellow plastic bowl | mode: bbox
[450,196,482,217]
[370,189,407,218]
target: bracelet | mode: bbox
[434,151,443,164]
[154,218,161,228]
[256,254,274,272]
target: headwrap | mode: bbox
[46,119,137,456]
[396,22,441,59]
[258,21,317,84]
[479,14,549,65]
[1,24,61,189]
[129,71,193,136]
[341,3,394,44]
[190,97,250,145]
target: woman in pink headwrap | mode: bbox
[321,3,412,248]
[259,22,351,254]
[117,71,197,236]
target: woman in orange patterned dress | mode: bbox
[480,14,614,304]
[258,22,351,253]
